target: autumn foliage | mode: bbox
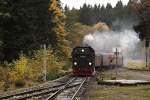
[0,47,70,91]
[94,22,110,31]
[8,48,65,82]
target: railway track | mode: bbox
[46,77,89,100]
[0,74,72,100]
[0,76,89,100]
[45,78,76,100]
[70,77,87,100]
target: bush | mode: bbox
[36,74,43,82]
[0,82,4,92]
[9,55,28,81]
[0,66,9,82]
[47,73,59,80]
[27,48,64,81]
[15,80,26,88]
[62,61,71,70]
[7,47,69,84]
[4,82,10,91]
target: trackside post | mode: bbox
[43,44,47,82]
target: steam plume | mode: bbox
[83,22,141,65]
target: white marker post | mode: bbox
[43,44,47,82]
[113,47,121,77]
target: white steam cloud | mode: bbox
[83,29,141,65]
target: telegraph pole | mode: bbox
[43,44,47,82]
[113,47,120,77]
[145,40,149,67]
[116,48,118,68]
[115,48,118,76]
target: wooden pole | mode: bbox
[43,44,47,82]
[115,48,118,77]
[145,40,149,67]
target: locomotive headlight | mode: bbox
[89,62,92,66]
[74,62,77,66]
[81,49,84,52]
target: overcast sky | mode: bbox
[61,0,129,9]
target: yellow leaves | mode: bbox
[61,46,72,58]
[15,56,28,75]
[43,49,62,75]
[9,55,28,81]
[52,23,66,36]
[28,48,63,80]
[8,48,65,82]
[94,22,110,31]
[48,0,67,42]
[48,0,65,19]
[48,0,57,11]
[0,81,4,92]
[56,28,66,38]
[0,67,9,81]
[9,70,18,81]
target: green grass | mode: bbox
[99,72,139,80]
[88,85,150,100]
[127,60,150,70]
[98,67,150,81]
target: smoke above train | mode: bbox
[83,22,141,65]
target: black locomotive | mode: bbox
[72,46,95,76]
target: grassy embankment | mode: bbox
[126,60,150,70]
[88,85,150,100]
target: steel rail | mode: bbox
[46,78,76,100]
[17,81,80,100]
[0,74,72,100]
[71,78,87,100]
[0,83,66,100]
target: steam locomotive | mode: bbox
[72,46,123,76]
[72,46,95,76]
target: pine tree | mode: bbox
[105,3,113,25]
[2,0,49,61]
[92,4,101,24]
[79,4,94,25]
[64,6,79,29]
[113,0,124,20]
[48,0,70,58]
[133,0,150,40]
[99,5,106,22]
[0,0,10,60]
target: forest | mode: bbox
[0,0,149,92]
